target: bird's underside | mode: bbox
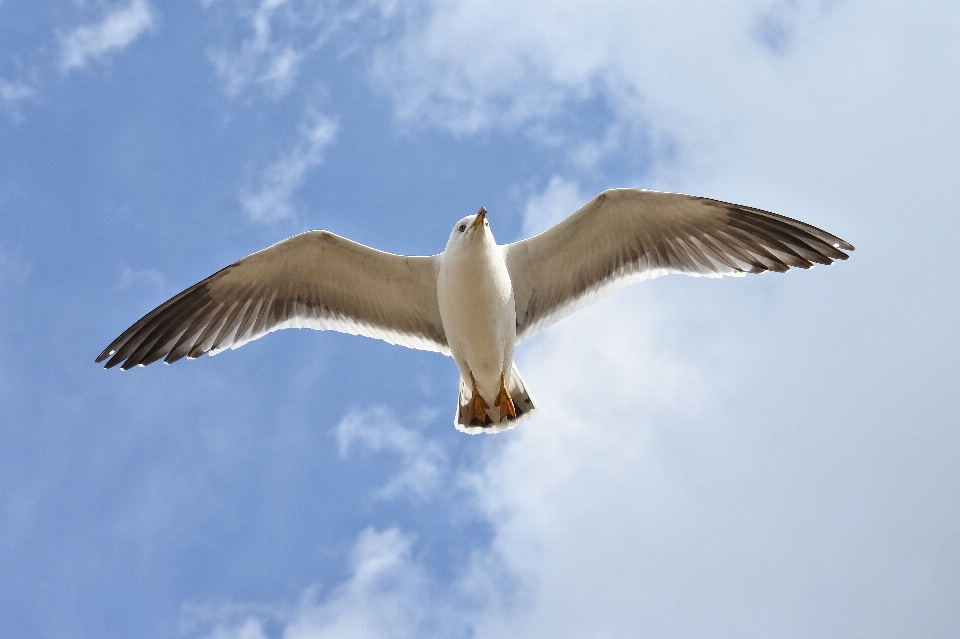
[456,364,537,434]
[97,188,854,433]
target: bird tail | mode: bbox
[455,363,537,434]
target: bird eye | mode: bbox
[458,224,466,232]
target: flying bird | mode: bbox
[97,189,854,433]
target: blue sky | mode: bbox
[1,1,958,637]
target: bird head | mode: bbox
[445,207,493,251]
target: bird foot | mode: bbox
[468,374,492,426]
[494,372,516,421]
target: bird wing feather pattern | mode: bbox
[504,189,855,342]
[97,231,448,369]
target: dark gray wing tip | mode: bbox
[716,200,854,268]
[95,275,222,370]
[605,189,856,262]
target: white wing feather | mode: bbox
[97,231,447,369]
[504,189,854,341]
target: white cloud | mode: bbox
[752,0,835,54]
[336,406,446,499]
[208,0,305,97]
[284,528,430,639]
[205,0,374,98]
[0,79,34,105]
[367,0,658,134]
[364,0,853,170]
[115,265,164,291]
[368,0,960,199]
[521,176,586,238]
[240,110,338,223]
[185,528,441,639]
[58,0,155,72]
[0,77,36,119]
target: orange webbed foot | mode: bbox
[494,372,516,421]
[468,373,491,425]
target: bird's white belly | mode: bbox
[438,246,516,400]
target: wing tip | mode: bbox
[99,349,125,369]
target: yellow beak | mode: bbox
[471,206,487,229]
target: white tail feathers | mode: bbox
[455,363,537,434]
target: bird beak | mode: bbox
[471,207,487,229]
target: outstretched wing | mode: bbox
[504,189,854,341]
[97,231,447,369]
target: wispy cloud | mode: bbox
[368,0,624,134]
[114,265,164,292]
[365,0,842,164]
[205,0,373,98]
[0,77,36,119]
[0,79,34,105]
[283,528,432,638]
[521,176,586,238]
[208,0,305,97]
[184,527,442,639]
[58,0,155,73]
[336,406,446,500]
[240,109,338,223]
[202,0,400,98]
[752,0,835,55]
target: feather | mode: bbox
[98,231,449,369]
[505,189,854,341]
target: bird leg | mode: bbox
[467,373,491,425]
[494,372,516,421]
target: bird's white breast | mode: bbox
[437,240,516,400]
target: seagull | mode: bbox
[97,189,854,433]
